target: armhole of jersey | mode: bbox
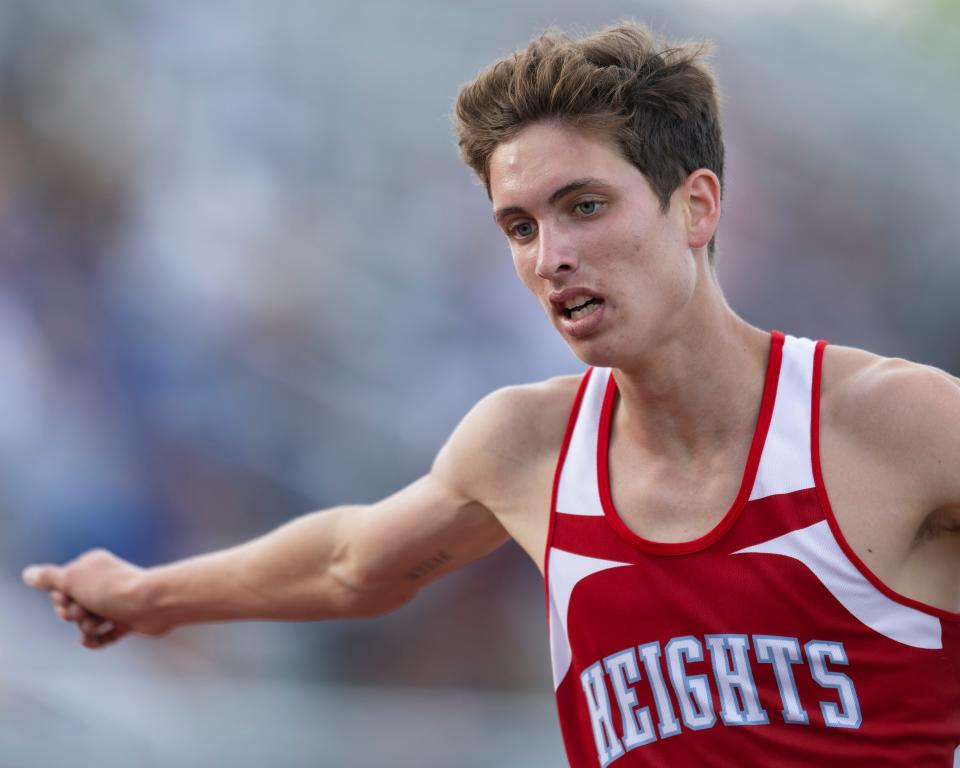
[543,369,594,613]
[811,339,960,622]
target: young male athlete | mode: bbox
[22,21,960,766]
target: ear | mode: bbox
[682,170,721,250]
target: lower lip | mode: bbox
[559,301,605,338]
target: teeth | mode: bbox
[570,302,601,321]
[564,294,594,310]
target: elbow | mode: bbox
[326,557,418,619]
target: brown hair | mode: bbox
[453,21,724,255]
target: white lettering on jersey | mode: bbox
[705,634,769,725]
[805,640,862,728]
[578,633,862,766]
[754,635,809,724]
[580,634,863,768]
[603,648,657,750]
[637,641,682,739]
[580,661,625,766]
[665,636,717,730]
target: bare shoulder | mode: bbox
[432,374,583,496]
[430,376,581,572]
[428,374,583,568]
[822,341,960,517]
[823,342,960,443]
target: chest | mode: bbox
[605,428,756,544]
[602,404,958,612]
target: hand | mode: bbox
[22,549,166,649]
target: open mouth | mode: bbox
[563,296,604,321]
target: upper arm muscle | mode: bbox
[340,473,510,607]
[336,377,578,605]
[843,357,960,529]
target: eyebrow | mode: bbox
[493,177,610,222]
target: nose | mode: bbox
[534,225,578,280]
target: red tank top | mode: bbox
[544,329,960,767]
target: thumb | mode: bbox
[22,564,63,591]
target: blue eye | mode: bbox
[510,221,536,240]
[576,200,602,215]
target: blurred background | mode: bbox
[1,0,958,765]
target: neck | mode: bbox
[611,262,771,463]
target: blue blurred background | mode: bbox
[1,0,957,765]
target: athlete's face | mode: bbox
[488,121,713,368]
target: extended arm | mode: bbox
[142,474,510,625]
[21,392,519,648]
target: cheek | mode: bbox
[604,231,691,314]
[511,249,538,292]
[646,242,698,314]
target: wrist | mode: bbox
[134,565,178,635]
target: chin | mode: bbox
[564,338,622,369]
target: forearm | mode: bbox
[140,505,407,630]
[24,436,510,647]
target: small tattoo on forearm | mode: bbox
[405,550,454,581]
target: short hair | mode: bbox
[452,21,724,256]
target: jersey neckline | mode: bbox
[595,329,785,556]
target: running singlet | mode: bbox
[545,330,960,767]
